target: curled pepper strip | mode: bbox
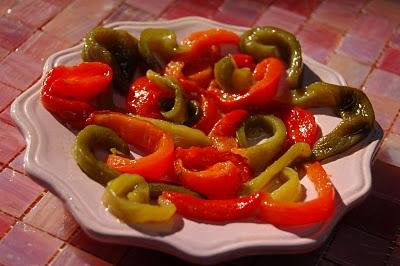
[259,162,335,226]
[269,167,301,202]
[241,142,311,195]
[103,174,176,223]
[240,26,302,89]
[146,70,189,124]
[87,111,175,182]
[290,82,375,160]
[235,115,287,173]
[82,27,139,93]
[72,125,129,186]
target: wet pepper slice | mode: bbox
[161,191,263,222]
[82,27,139,94]
[41,62,112,129]
[87,111,175,183]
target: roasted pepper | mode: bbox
[235,115,287,173]
[161,191,263,222]
[103,174,176,223]
[82,27,139,94]
[72,125,129,185]
[268,167,301,202]
[290,82,375,160]
[240,26,303,89]
[210,57,285,111]
[258,162,335,225]
[87,111,175,182]
[41,62,112,129]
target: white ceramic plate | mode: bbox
[11,17,382,265]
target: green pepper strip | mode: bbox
[149,183,203,199]
[103,174,176,223]
[270,167,301,202]
[130,115,211,147]
[82,27,139,94]
[139,28,188,72]
[239,26,302,89]
[236,115,287,174]
[72,125,129,185]
[240,142,311,195]
[146,70,189,124]
[290,82,375,160]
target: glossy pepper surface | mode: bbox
[103,174,176,223]
[290,82,375,160]
[72,125,129,185]
[240,26,303,89]
[82,27,139,94]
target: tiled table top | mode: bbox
[0,0,399,265]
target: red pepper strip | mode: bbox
[208,109,249,151]
[161,191,264,221]
[232,53,255,70]
[258,162,335,226]
[274,105,319,148]
[210,57,285,112]
[192,94,220,134]
[165,60,213,89]
[86,111,176,183]
[41,62,112,129]
[126,76,174,119]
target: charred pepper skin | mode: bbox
[82,27,139,94]
[290,82,375,160]
[240,26,303,89]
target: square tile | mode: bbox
[390,27,400,48]
[0,222,62,266]
[7,0,61,28]
[66,0,122,20]
[163,0,222,19]
[377,133,400,168]
[372,159,400,202]
[256,6,306,33]
[103,3,154,24]
[125,0,174,16]
[0,82,20,112]
[312,1,357,31]
[0,106,14,127]
[9,149,25,174]
[51,245,112,266]
[392,115,400,135]
[0,121,26,165]
[71,229,128,264]
[326,225,390,265]
[363,68,400,101]
[273,0,321,17]
[42,0,72,9]
[348,12,396,42]
[0,52,42,91]
[327,53,371,88]
[24,192,78,240]
[0,212,15,238]
[0,17,34,51]
[365,92,400,131]
[213,0,267,27]
[377,47,400,76]
[0,168,43,217]
[364,0,400,23]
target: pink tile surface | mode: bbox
[392,116,400,135]
[0,212,15,238]
[0,222,62,266]
[213,0,267,27]
[119,246,188,266]
[0,168,43,217]
[0,106,14,127]
[0,82,20,112]
[296,20,342,63]
[364,0,400,22]
[0,121,25,164]
[43,0,73,9]
[163,0,222,19]
[377,133,400,167]
[363,68,400,101]
[0,17,34,51]
[71,230,128,263]
[0,46,9,61]
[365,93,400,131]
[24,192,78,240]
[273,0,321,17]
[126,0,174,15]
[348,13,396,41]
[9,150,25,174]
[0,0,18,15]
[0,52,42,91]
[377,47,400,76]
[104,3,154,24]
[16,30,73,63]
[51,245,112,266]
[372,160,400,202]
[67,0,122,20]
[256,6,306,33]
[7,0,61,28]
[337,34,386,65]
[327,53,371,88]
[391,28,400,48]
[312,1,357,31]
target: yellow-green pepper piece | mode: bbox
[138,28,188,72]
[240,26,303,89]
[146,70,189,124]
[241,142,311,195]
[82,27,139,94]
[291,82,375,160]
[149,183,203,198]
[103,174,176,223]
[72,125,129,185]
[236,115,287,173]
[270,167,301,202]
[130,115,211,147]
